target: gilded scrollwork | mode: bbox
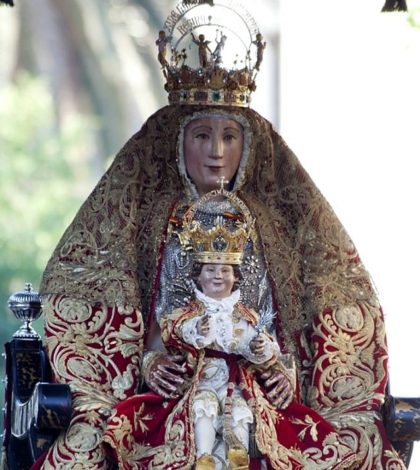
[307,301,406,469]
[39,293,144,468]
[38,105,404,468]
[308,302,388,412]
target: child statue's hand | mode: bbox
[250,334,266,356]
[197,314,211,336]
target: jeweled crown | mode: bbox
[157,0,266,107]
[178,180,255,264]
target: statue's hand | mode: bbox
[197,315,211,336]
[143,351,187,399]
[249,334,266,356]
[260,367,294,410]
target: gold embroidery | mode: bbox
[308,302,387,410]
[38,105,397,468]
[291,415,320,442]
[134,404,154,433]
[39,294,144,468]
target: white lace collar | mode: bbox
[195,288,240,311]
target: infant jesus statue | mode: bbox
[159,189,294,470]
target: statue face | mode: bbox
[183,117,243,196]
[198,264,237,300]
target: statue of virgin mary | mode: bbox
[34,1,406,469]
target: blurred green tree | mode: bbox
[0,74,97,339]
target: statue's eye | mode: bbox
[195,133,209,140]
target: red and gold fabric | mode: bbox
[304,302,404,469]
[36,105,406,469]
[31,295,144,469]
[103,300,361,469]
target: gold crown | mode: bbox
[156,0,266,107]
[178,181,255,264]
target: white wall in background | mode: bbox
[279,0,420,465]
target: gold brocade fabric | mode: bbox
[39,105,405,469]
[41,104,376,362]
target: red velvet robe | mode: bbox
[102,300,362,469]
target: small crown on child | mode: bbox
[156,0,266,107]
[178,178,255,264]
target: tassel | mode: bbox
[0,0,14,5]
[248,421,262,459]
[381,0,407,11]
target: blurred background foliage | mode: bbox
[0,73,98,338]
[0,0,169,338]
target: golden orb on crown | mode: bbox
[156,0,266,107]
